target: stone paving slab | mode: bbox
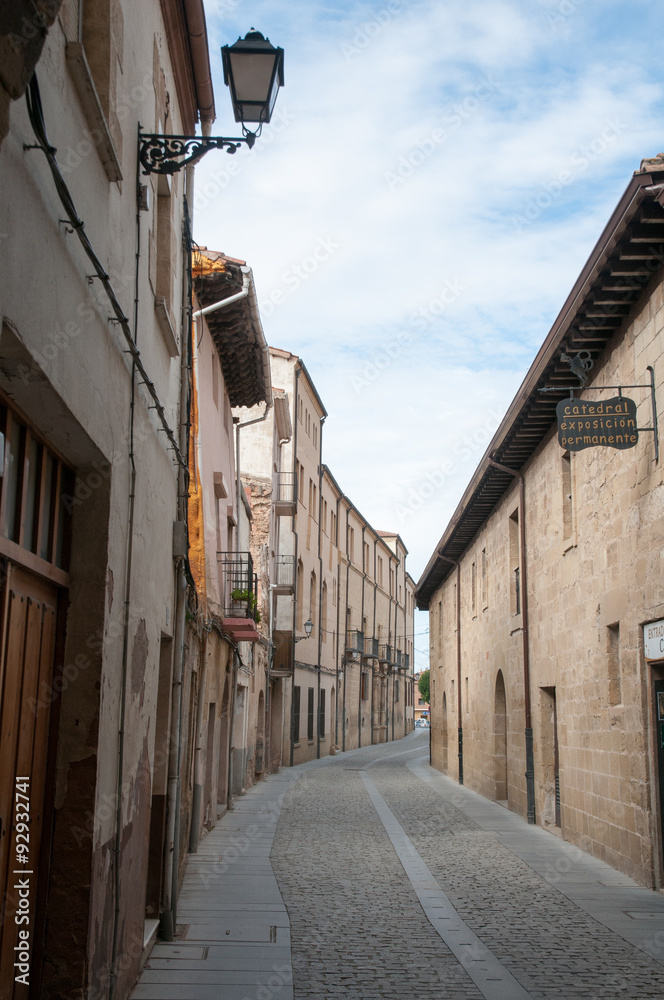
[130,769,300,1000]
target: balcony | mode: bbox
[274,472,296,516]
[217,551,260,643]
[274,554,295,595]
[379,644,396,665]
[362,637,379,659]
[271,630,293,677]
[402,652,410,671]
[346,629,364,656]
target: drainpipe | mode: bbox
[161,559,187,939]
[161,176,197,939]
[489,458,535,824]
[290,367,301,767]
[438,554,463,785]
[334,492,341,748]
[316,416,326,759]
[344,504,351,750]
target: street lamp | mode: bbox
[294,619,314,643]
[222,30,285,129]
[139,29,284,175]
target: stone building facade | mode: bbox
[416,156,664,889]
[240,347,416,766]
[186,250,274,856]
[0,3,216,997]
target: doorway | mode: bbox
[0,565,63,996]
[541,686,561,827]
[145,636,172,920]
[494,671,508,802]
[653,675,664,874]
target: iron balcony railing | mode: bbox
[395,650,402,668]
[275,472,296,506]
[274,554,295,589]
[379,644,397,665]
[217,551,257,620]
[346,629,364,654]
[362,637,379,658]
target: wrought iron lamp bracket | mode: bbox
[138,131,255,175]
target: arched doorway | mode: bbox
[494,671,508,801]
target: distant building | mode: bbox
[416,156,664,889]
[414,673,430,723]
[240,347,416,765]
[186,249,273,851]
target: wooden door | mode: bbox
[0,566,59,1000]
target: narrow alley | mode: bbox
[131,731,664,1000]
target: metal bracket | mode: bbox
[138,131,255,175]
[541,365,659,461]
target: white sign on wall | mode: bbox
[644,620,664,661]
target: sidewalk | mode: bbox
[130,735,664,999]
[130,770,300,1000]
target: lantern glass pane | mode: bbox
[229,51,275,104]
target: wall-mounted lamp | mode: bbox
[139,29,284,175]
[294,619,314,643]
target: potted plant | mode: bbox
[230,588,261,623]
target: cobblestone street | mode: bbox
[133,731,664,1000]
[272,733,664,1000]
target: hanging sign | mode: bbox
[645,620,664,662]
[557,396,638,451]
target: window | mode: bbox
[211,348,219,408]
[471,561,477,616]
[1,401,73,570]
[322,582,328,641]
[509,509,520,616]
[319,689,326,737]
[296,558,304,630]
[63,0,123,180]
[395,680,400,703]
[377,555,384,588]
[310,571,317,630]
[361,672,368,701]
[307,688,315,741]
[607,623,621,706]
[481,547,488,608]
[390,567,394,595]
[293,686,301,743]
[349,526,355,562]
[330,510,336,544]
[363,541,370,573]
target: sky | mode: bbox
[194,0,664,668]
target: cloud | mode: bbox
[197,0,664,603]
